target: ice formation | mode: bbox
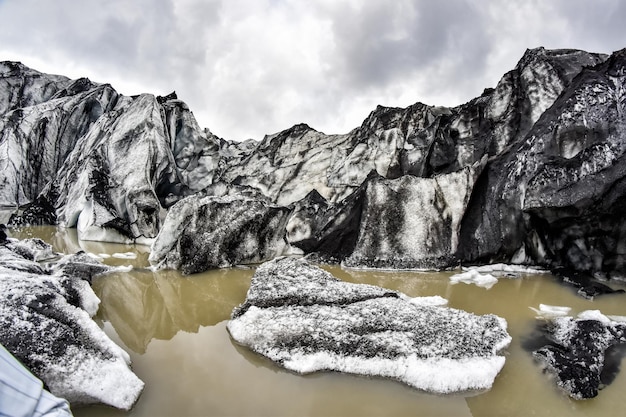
[3,47,626,279]
[462,263,546,275]
[529,304,572,318]
[0,235,144,410]
[344,160,485,269]
[530,310,626,399]
[149,194,291,274]
[228,258,511,394]
[449,270,498,289]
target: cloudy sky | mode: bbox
[0,0,624,141]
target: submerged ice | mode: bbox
[228,258,511,394]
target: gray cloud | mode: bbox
[329,1,489,89]
[0,0,625,140]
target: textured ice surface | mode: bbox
[0,237,144,409]
[529,304,572,318]
[345,160,485,269]
[4,237,57,261]
[228,258,511,394]
[407,295,449,306]
[3,49,625,278]
[531,310,626,399]
[150,194,291,273]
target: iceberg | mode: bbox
[228,257,511,394]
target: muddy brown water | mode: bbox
[7,226,626,417]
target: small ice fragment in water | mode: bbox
[529,304,572,318]
[450,270,498,289]
[112,252,137,260]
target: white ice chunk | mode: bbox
[529,304,572,318]
[577,310,612,324]
[450,270,498,289]
[86,253,104,261]
[111,252,137,260]
[228,258,511,395]
[462,263,546,275]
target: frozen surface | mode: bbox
[0,235,144,409]
[228,258,511,394]
[111,252,137,260]
[407,295,449,307]
[345,160,485,269]
[4,237,57,261]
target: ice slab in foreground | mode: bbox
[0,237,144,410]
[228,257,511,394]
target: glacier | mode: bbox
[1,47,623,282]
[2,46,626,404]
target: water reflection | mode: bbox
[8,225,151,268]
[92,268,253,353]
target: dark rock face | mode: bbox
[228,257,511,394]
[149,194,292,274]
[527,311,626,399]
[2,47,626,279]
[0,235,144,409]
